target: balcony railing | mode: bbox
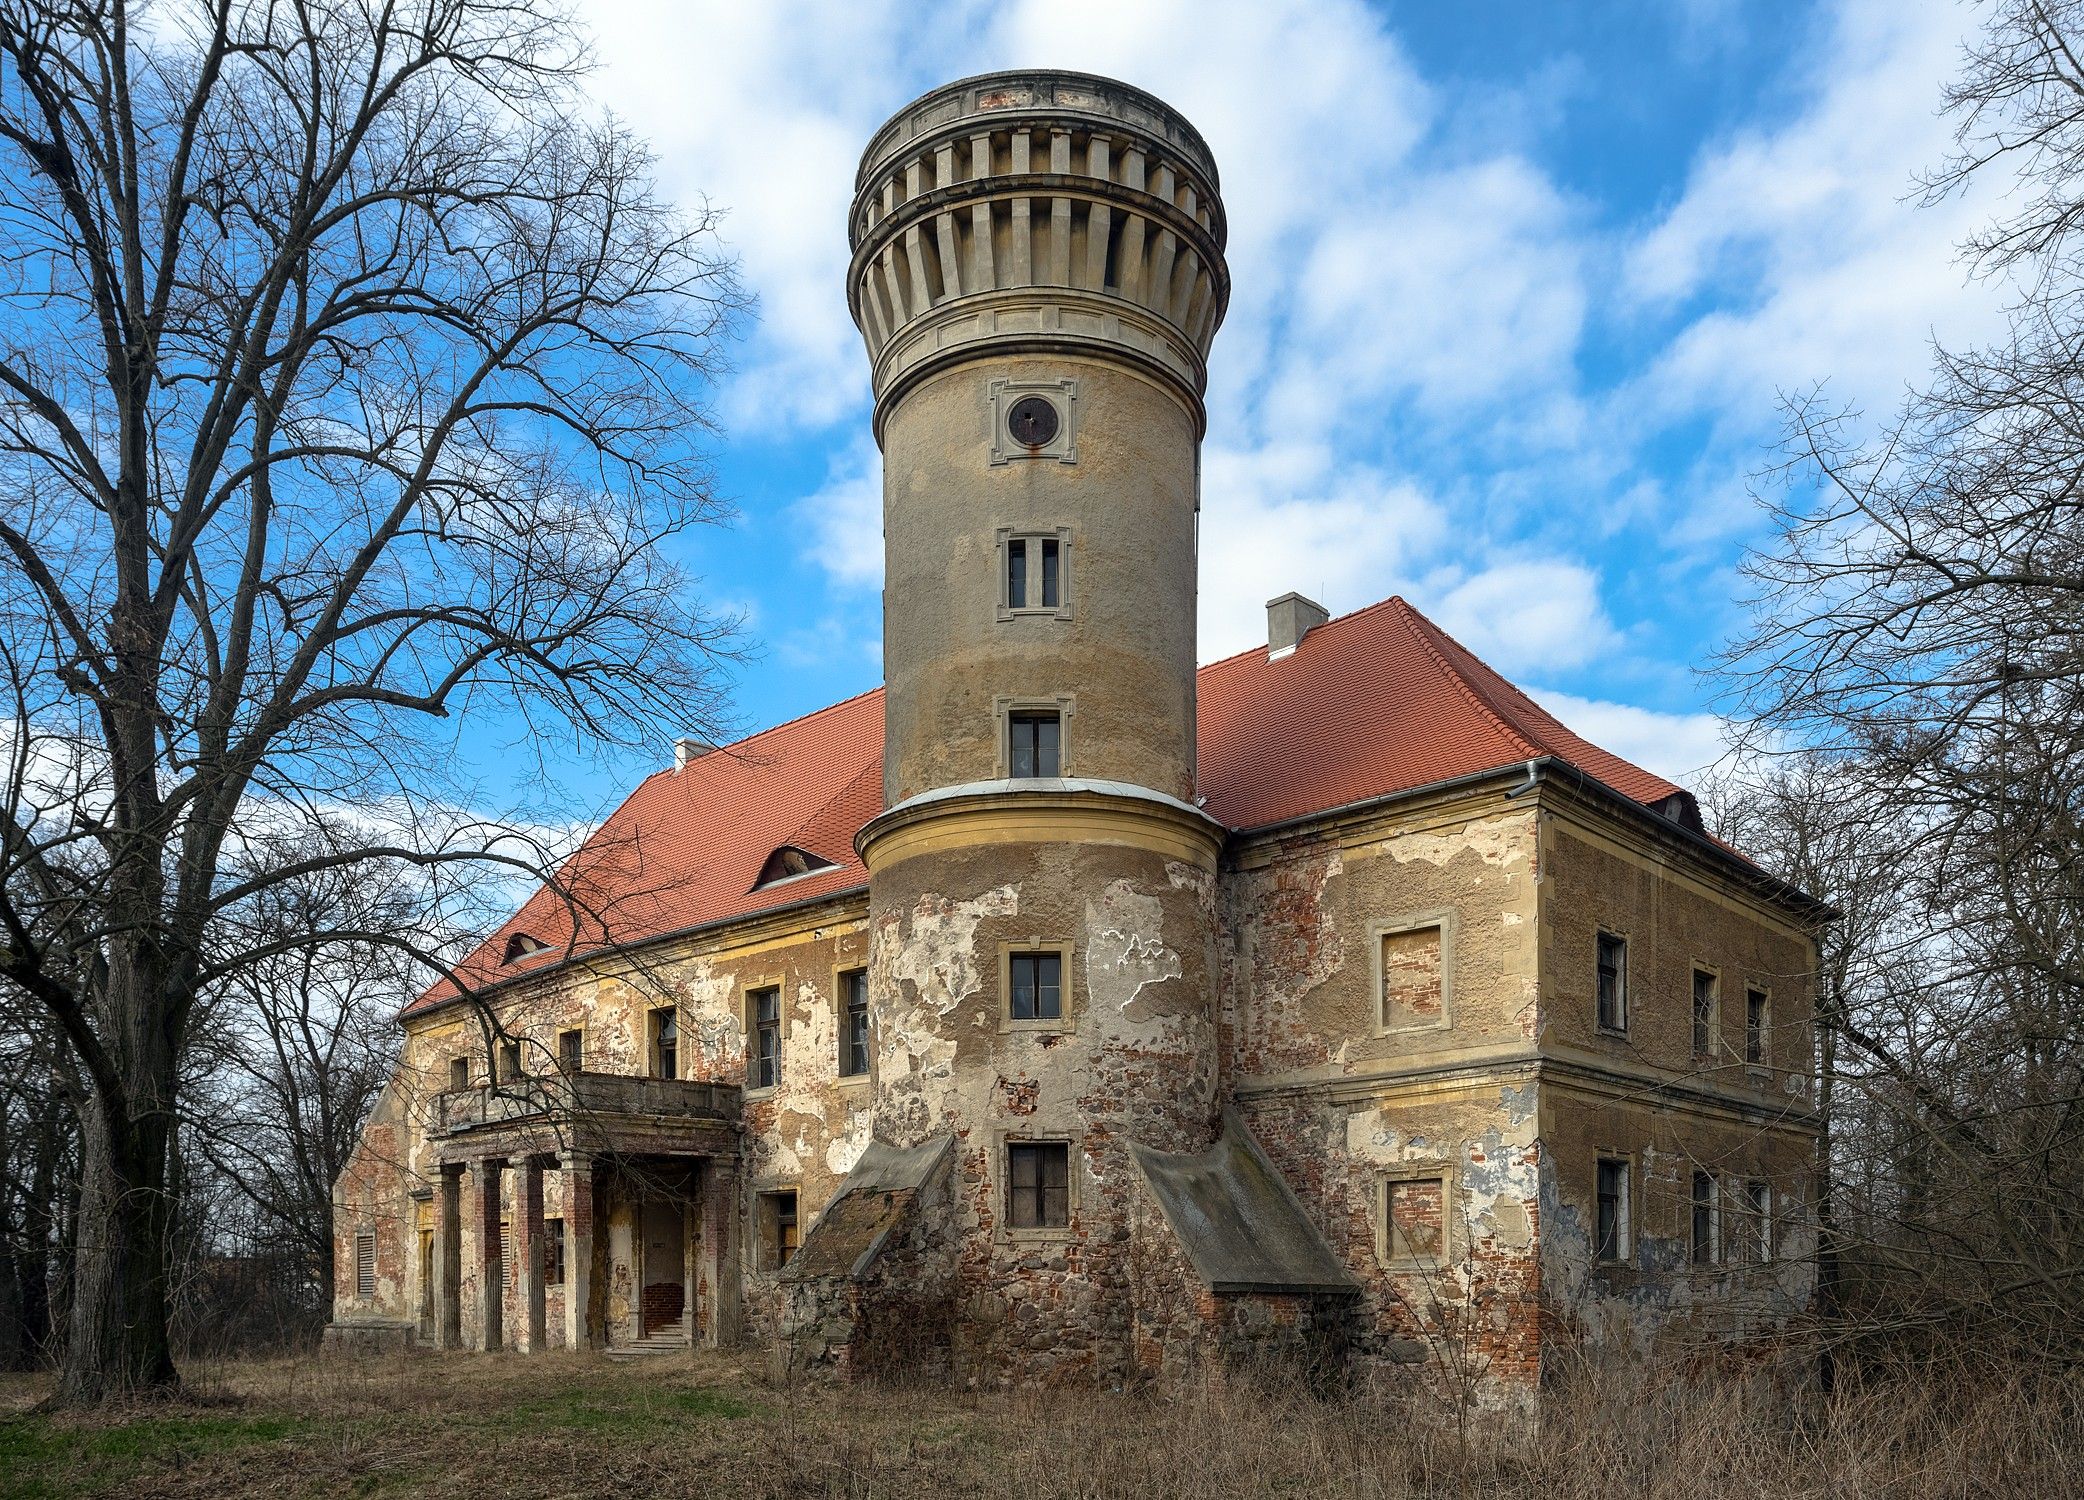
[435,1071,741,1135]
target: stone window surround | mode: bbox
[1594,1149,1635,1263]
[1690,961,1722,1060]
[987,377,1079,466]
[1594,926,1631,1038]
[994,1128,1081,1244]
[832,964,871,1085]
[993,693,1075,779]
[1373,1163,1454,1269]
[1369,908,1456,1037]
[997,939,1076,1035]
[743,976,786,1096]
[1744,984,1772,1075]
[995,525,1075,622]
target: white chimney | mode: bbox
[674,736,716,770]
[1266,592,1329,660]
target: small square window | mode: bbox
[1385,1176,1447,1263]
[1692,969,1718,1057]
[448,1056,469,1092]
[1008,951,1063,1022]
[1745,988,1769,1067]
[649,1007,678,1080]
[1595,1157,1629,1263]
[544,1218,565,1286]
[1008,1141,1070,1230]
[749,986,781,1090]
[557,1029,584,1074]
[839,970,869,1077]
[1691,1170,1719,1265]
[1008,710,1061,778]
[758,1191,799,1270]
[1596,932,1628,1033]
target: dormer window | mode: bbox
[754,845,837,889]
[501,932,550,965]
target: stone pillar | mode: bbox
[475,1157,504,1351]
[705,1156,743,1347]
[563,1152,596,1351]
[435,1164,463,1350]
[518,1157,548,1353]
[682,1195,700,1348]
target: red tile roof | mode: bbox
[409,595,1689,1014]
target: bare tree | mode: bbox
[0,0,741,1403]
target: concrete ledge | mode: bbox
[321,1321,420,1356]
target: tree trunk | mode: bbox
[53,1088,179,1403]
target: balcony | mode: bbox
[433,1071,741,1161]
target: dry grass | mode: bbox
[0,1347,2075,1499]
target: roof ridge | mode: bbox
[1388,598,1546,762]
[702,682,886,761]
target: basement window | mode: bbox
[1745,988,1769,1068]
[1007,1141,1071,1231]
[748,986,781,1090]
[759,1191,799,1270]
[1691,1171,1719,1265]
[754,845,837,889]
[355,1231,376,1299]
[1008,709,1062,778]
[839,969,869,1077]
[1595,1157,1630,1263]
[1595,931,1629,1034]
[1692,969,1719,1058]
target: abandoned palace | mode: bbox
[328,70,1824,1395]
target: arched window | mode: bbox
[753,845,836,889]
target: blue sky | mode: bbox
[500,0,2010,813]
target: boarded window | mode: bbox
[650,1007,678,1080]
[1596,932,1628,1032]
[1381,926,1444,1028]
[1008,952,1063,1022]
[1691,1171,1718,1265]
[1745,989,1769,1067]
[557,1029,583,1074]
[1692,969,1718,1056]
[1386,1176,1446,1262]
[1596,1157,1628,1262]
[839,970,869,1077]
[749,987,781,1089]
[1008,710,1061,777]
[355,1231,376,1298]
[1008,1141,1071,1230]
[545,1218,565,1286]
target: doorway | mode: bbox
[638,1195,686,1336]
[417,1229,435,1340]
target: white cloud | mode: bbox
[794,440,884,588]
[1526,689,1730,788]
[1426,560,1618,676]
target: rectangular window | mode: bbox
[1008,710,1061,778]
[1595,1157,1628,1263]
[1596,931,1628,1033]
[448,1056,469,1092]
[1744,1180,1772,1262]
[749,986,781,1090]
[1385,1176,1446,1263]
[649,1007,678,1080]
[1692,969,1718,1057]
[1004,534,1065,612]
[839,970,869,1077]
[499,1040,522,1081]
[1381,925,1445,1029]
[557,1028,583,1074]
[1691,1171,1718,1265]
[355,1231,376,1298]
[1745,988,1769,1067]
[1008,1141,1071,1230]
[1008,951,1063,1022]
[759,1191,799,1270]
[545,1218,565,1286]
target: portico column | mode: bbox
[562,1152,597,1350]
[435,1163,463,1350]
[518,1157,548,1352]
[706,1156,743,1346]
[475,1156,505,1351]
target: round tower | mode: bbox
[851,71,1230,1379]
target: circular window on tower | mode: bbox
[1006,395,1061,449]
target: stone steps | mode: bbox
[603,1315,691,1359]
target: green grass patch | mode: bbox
[0,1412,312,1500]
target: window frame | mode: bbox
[746,981,783,1093]
[836,967,870,1080]
[1370,910,1456,1036]
[1002,1137,1075,1239]
[994,695,1073,779]
[996,526,1074,621]
[757,1188,801,1271]
[354,1229,376,1300]
[1690,1169,1720,1266]
[1743,1179,1773,1263]
[1376,1166,1453,1268]
[1594,1153,1632,1264]
[544,1217,566,1287]
[447,1056,470,1092]
[998,941,1075,1034]
[1691,964,1720,1059]
[557,1028,584,1075]
[647,1006,679,1081]
[498,1039,522,1082]
[1595,929,1630,1036]
[1744,986,1770,1071]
